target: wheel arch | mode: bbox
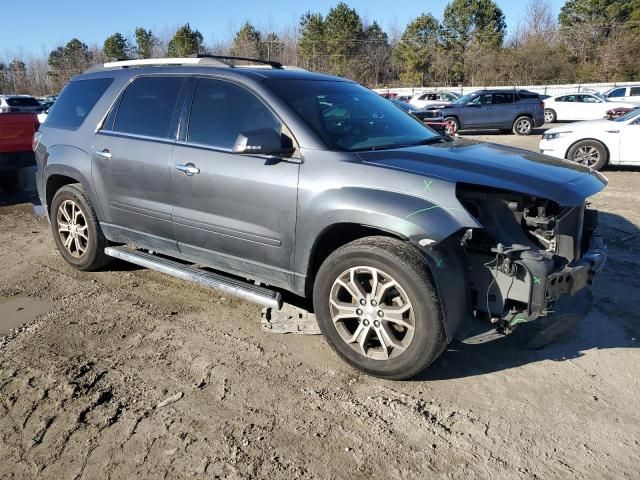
[304,223,405,298]
[564,137,610,163]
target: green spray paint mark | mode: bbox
[423,179,433,192]
[404,205,461,220]
[434,257,443,269]
[533,276,542,285]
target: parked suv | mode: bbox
[0,95,43,113]
[35,57,606,379]
[422,89,545,135]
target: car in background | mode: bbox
[601,85,640,104]
[543,93,631,122]
[420,89,544,135]
[540,108,640,170]
[379,92,397,100]
[0,95,44,114]
[605,106,638,119]
[409,91,459,109]
[0,112,39,192]
[391,100,456,135]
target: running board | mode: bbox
[104,246,282,310]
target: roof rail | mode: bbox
[101,56,230,69]
[191,54,283,69]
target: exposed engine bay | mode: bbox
[453,184,605,331]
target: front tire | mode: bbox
[50,184,112,271]
[443,116,460,135]
[567,140,608,170]
[512,116,533,135]
[313,236,446,380]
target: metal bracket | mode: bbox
[260,304,322,335]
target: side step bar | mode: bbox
[104,246,282,310]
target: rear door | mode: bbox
[169,77,299,287]
[92,75,187,253]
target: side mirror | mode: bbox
[232,128,294,156]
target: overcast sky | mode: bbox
[1,0,566,56]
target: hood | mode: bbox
[357,139,606,206]
[546,119,612,132]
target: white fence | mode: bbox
[373,81,639,98]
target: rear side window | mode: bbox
[630,87,640,96]
[6,97,41,107]
[607,88,626,97]
[112,76,185,139]
[187,78,281,150]
[492,92,513,104]
[45,78,113,130]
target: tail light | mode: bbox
[540,100,545,109]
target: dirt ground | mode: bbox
[1,130,639,479]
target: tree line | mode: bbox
[1,0,639,96]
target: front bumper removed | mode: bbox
[525,235,607,348]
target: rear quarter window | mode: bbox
[45,78,113,130]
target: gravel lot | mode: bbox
[1,128,639,479]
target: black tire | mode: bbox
[50,183,112,271]
[0,172,18,193]
[0,169,27,193]
[512,116,533,135]
[566,139,608,170]
[544,108,556,124]
[443,116,460,134]
[313,236,447,380]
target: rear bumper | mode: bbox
[0,151,36,173]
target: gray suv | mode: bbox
[35,56,606,379]
[422,89,546,135]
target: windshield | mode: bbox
[613,108,640,122]
[266,79,441,151]
[453,93,475,105]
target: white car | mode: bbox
[543,92,631,123]
[409,91,459,109]
[539,108,640,170]
[602,85,640,104]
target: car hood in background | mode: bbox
[357,139,606,206]
[545,119,613,133]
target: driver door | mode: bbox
[461,93,492,127]
[169,77,300,287]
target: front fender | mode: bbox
[297,182,480,271]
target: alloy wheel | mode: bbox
[544,110,554,123]
[573,145,600,167]
[515,118,532,134]
[56,199,89,258]
[329,266,415,360]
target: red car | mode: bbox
[0,112,39,193]
[605,106,638,119]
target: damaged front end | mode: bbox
[452,183,606,342]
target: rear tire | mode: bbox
[313,236,447,380]
[567,140,608,170]
[50,184,112,271]
[544,109,556,123]
[512,116,533,135]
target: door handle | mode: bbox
[95,149,112,160]
[176,163,200,176]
